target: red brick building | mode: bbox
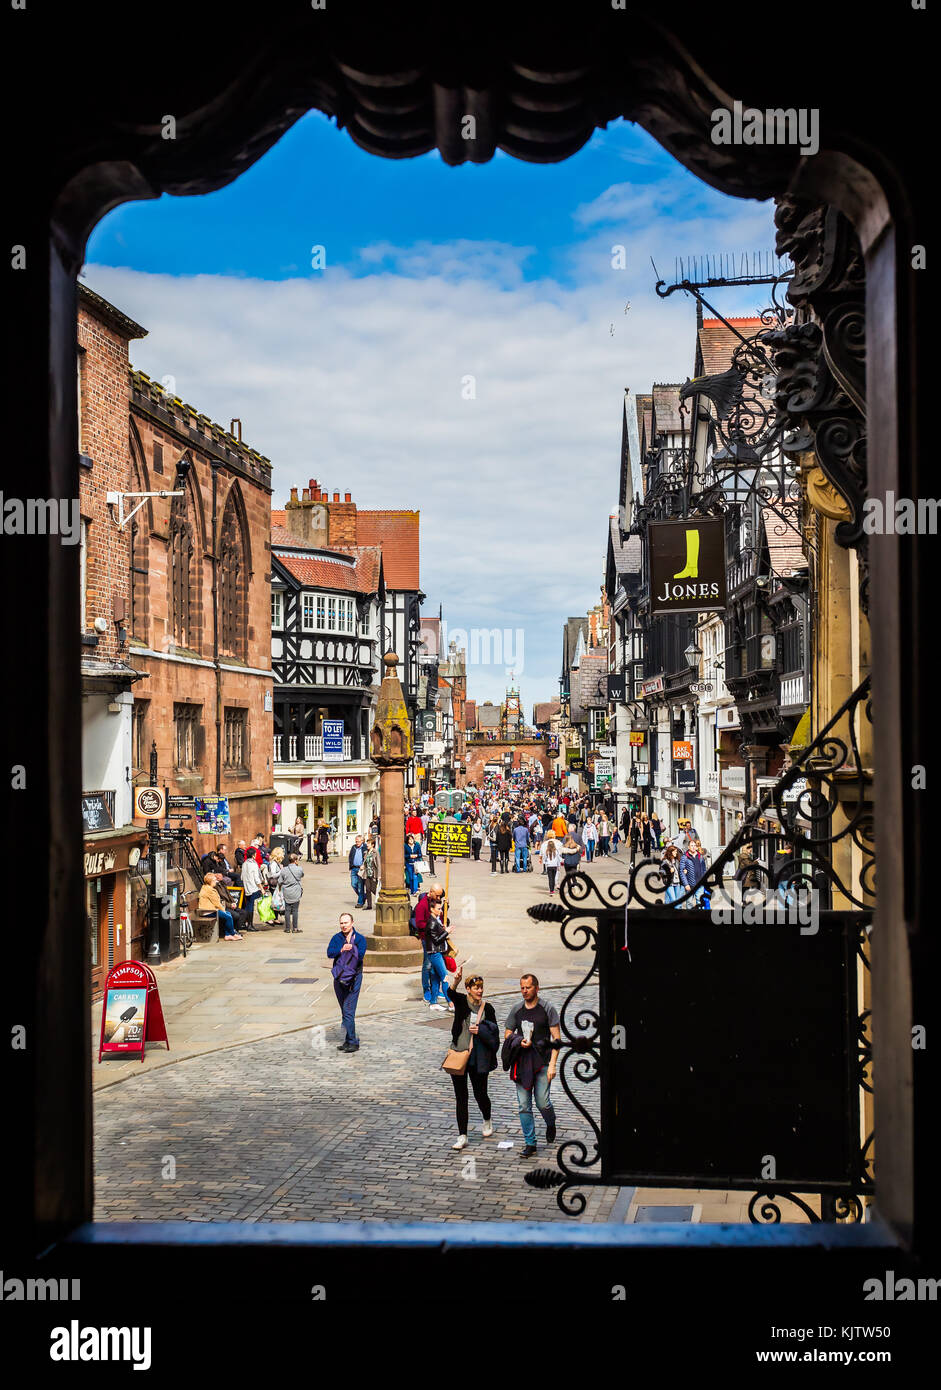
[78,286,149,996]
[126,371,275,855]
[78,280,275,981]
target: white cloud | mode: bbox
[86,190,775,712]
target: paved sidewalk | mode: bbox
[92,847,630,1090]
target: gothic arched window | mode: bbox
[219,491,246,660]
[168,491,196,651]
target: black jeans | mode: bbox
[547,866,558,892]
[472,838,482,860]
[451,1068,492,1134]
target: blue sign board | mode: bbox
[322,719,345,762]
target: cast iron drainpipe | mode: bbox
[211,461,221,796]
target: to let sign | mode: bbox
[673,741,694,761]
[322,720,345,761]
[649,517,727,615]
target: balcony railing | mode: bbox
[273,735,353,763]
[780,672,806,707]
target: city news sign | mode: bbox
[648,516,727,615]
[630,731,646,747]
[427,820,472,859]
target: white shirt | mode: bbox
[241,858,263,895]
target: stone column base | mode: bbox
[363,933,423,969]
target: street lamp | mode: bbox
[684,640,703,670]
[712,440,760,506]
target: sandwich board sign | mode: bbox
[98,959,169,1063]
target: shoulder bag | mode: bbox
[440,990,482,1076]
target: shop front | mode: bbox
[274,771,380,858]
[83,829,146,1000]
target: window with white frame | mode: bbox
[359,603,371,637]
[271,590,283,630]
[300,592,360,635]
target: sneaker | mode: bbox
[429,1004,446,1012]
[482,1119,494,1138]
[521,1144,537,1158]
[337,1042,351,1052]
[546,1120,557,1144]
[452,1134,468,1150]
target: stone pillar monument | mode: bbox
[364,652,423,969]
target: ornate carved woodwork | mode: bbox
[766,199,869,609]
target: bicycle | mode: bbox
[178,890,196,957]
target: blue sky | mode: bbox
[86,111,777,714]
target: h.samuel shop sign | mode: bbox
[300,776,361,793]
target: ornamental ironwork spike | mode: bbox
[528,901,567,922]
[524,1168,565,1190]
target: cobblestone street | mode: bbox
[94,985,626,1223]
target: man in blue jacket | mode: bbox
[327,911,368,1051]
[348,834,367,908]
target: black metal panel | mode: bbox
[600,906,867,1193]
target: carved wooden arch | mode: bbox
[30,11,921,1248]
[49,17,898,270]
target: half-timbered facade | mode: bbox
[270,524,384,850]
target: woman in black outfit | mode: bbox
[445,967,500,1149]
[495,820,513,874]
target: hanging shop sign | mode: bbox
[672,741,694,762]
[648,516,728,615]
[641,675,664,696]
[322,719,345,762]
[97,959,169,1063]
[135,786,165,820]
[194,796,231,836]
[690,681,714,694]
[427,820,472,859]
[606,673,626,702]
[629,731,646,747]
[82,793,114,833]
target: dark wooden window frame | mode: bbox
[9,17,929,1294]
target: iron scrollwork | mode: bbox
[526,689,874,1222]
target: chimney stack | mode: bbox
[309,478,317,495]
[333,491,340,502]
[302,487,310,501]
[289,486,298,503]
[344,492,351,503]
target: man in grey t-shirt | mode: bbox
[504,974,561,1158]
